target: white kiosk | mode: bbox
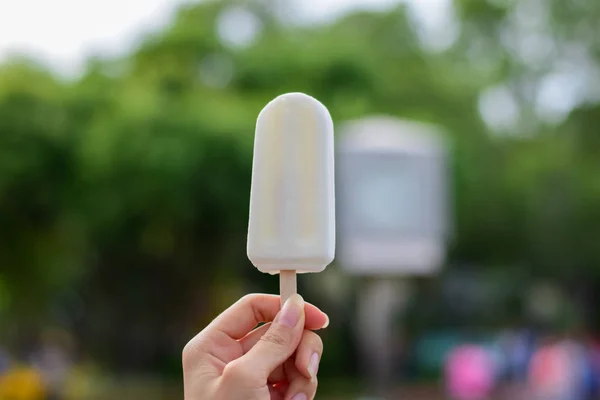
[336,116,450,394]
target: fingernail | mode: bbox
[308,352,320,378]
[322,314,330,329]
[291,394,307,400]
[276,294,304,328]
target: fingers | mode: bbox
[283,359,318,400]
[239,323,287,383]
[240,323,271,354]
[240,326,323,382]
[205,294,328,340]
[237,294,305,379]
[294,330,323,380]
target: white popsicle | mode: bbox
[247,92,335,304]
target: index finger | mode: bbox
[205,294,329,340]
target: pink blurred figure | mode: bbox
[528,336,586,400]
[445,344,495,400]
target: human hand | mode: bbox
[182,294,329,400]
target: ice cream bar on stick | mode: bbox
[247,93,336,307]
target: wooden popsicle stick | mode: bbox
[279,270,297,307]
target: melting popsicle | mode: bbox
[247,92,335,306]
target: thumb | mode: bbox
[241,294,305,379]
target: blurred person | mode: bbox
[581,350,599,400]
[585,335,600,400]
[496,326,534,383]
[29,329,74,400]
[560,333,591,400]
[491,326,536,399]
[527,333,588,400]
[444,344,496,400]
[182,294,329,400]
[528,334,563,399]
[0,346,10,375]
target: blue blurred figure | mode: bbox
[0,346,10,375]
[582,335,600,400]
[496,326,535,384]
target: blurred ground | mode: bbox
[92,381,529,400]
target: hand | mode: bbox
[182,293,329,400]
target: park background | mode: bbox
[1,0,600,398]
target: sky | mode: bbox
[0,0,582,128]
[0,0,418,75]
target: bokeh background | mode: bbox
[1,0,600,399]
